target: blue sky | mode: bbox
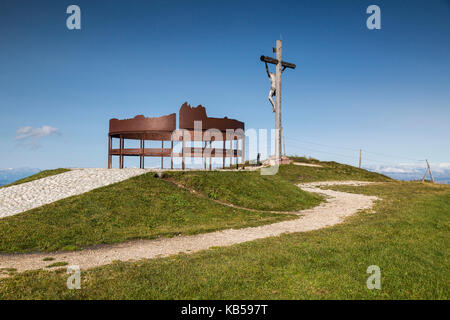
[0,0,449,170]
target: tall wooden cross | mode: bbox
[260,40,296,162]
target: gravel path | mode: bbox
[0,181,378,273]
[0,168,151,219]
[292,162,323,167]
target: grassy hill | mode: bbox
[0,161,390,253]
[0,167,322,253]
[1,159,448,299]
[1,180,448,299]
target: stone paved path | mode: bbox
[0,168,151,219]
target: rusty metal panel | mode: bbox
[179,102,244,132]
[109,113,176,135]
[108,102,245,169]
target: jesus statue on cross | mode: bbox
[265,61,285,112]
[260,40,296,162]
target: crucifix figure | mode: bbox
[265,62,286,112]
[260,40,296,161]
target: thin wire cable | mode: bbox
[285,144,358,160]
[285,142,422,166]
[285,137,425,162]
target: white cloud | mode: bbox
[365,162,450,181]
[433,162,450,173]
[14,125,61,149]
[367,162,450,174]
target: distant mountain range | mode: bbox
[375,173,450,184]
[364,163,450,184]
[0,167,41,186]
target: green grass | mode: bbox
[289,156,321,164]
[42,257,55,262]
[1,168,71,188]
[279,159,392,183]
[166,171,322,211]
[0,172,299,253]
[45,262,68,268]
[1,181,448,299]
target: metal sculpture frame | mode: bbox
[108,102,245,170]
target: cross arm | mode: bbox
[260,55,296,69]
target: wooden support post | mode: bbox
[119,135,124,169]
[236,139,239,169]
[170,140,173,169]
[119,136,122,169]
[427,160,434,183]
[359,149,362,169]
[421,167,429,182]
[122,136,125,169]
[204,141,207,170]
[182,136,185,170]
[241,136,245,168]
[222,139,225,169]
[209,140,212,171]
[142,139,145,169]
[161,140,164,169]
[229,139,232,168]
[275,40,282,162]
[108,135,112,169]
[261,40,296,163]
[139,139,143,169]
